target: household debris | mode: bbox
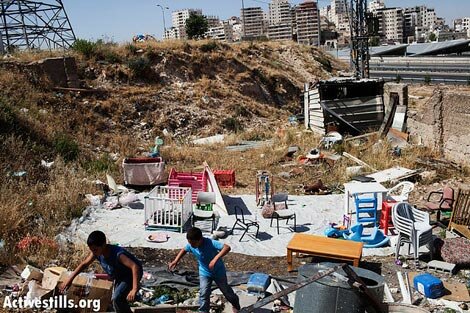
[192,134,225,145]
[226,140,274,152]
[427,260,456,276]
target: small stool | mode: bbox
[379,200,396,235]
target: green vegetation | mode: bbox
[71,39,97,59]
[221,117,243,133]
[185,13,208,40]
[54,133,79,162]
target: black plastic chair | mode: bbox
[231,205,259,241]
[270,193,296,234]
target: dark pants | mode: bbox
[199,274,240,313]
[112,281,133,313]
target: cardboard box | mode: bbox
[41,267,67,290]
[20,265,44,282]
[59,271,113,312]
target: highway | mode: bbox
[368,57,470,85]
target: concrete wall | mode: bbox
[408,89,470,164]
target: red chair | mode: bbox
[423,186,455,224]
[379,200,396,235]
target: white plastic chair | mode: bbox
[386,181,414,202]
[392,202,433,264]
[192,192,217,233]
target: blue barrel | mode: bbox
[294,263,384,313]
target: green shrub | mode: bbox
[395,74,402,83]
[200,41,218,53]
[54,133,79,162]
[71,39,97,59]
[424,75,431,85]
[83,154,116,173]
[103,50,121,63]
[221,117,243,133]
[126,44,139,55]
[128,57,151,78]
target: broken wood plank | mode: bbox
[397,271,411,304]
[344,132,378,142]
[343,152,377,172]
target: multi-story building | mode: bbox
[454,19,463,32]
[368,0,385,13]
[171,9,203,39]
[206,15,220,28]
[403,6,437,42]
[330,0,347,28]
[268,0,293,40]
[241,7,265,39]
[206,21,234,42]
[403,7,420,41]
[319,5,331,22]
[375,7,404,43]
[232,23,243,41]
[295,1,320,46]
[164,27,180,40]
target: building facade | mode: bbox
[368,0,385,13]
[171,9,203,39]
[295,1,320,46]
[241,7,265,39]
[375,7,404,43]
[268,0,293,40]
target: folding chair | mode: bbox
[231,205,259,241]
[270,193,296,234]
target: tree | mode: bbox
[428,33,437,42]
[369,36,380,47]
[185,13,208,40]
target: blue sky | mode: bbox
[64,0,469,43]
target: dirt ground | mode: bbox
[128,244,469,307]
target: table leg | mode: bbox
[287,249,293,272]
[344,187,350,216]
[353,258,359,267]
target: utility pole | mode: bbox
[349,0,370,79]
[0,0,76,52]
[157,4,169,39]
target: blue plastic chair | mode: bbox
[354,193,378,225]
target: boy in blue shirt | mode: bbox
[60,231,143,313]
[169,227,240,313]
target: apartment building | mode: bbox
[206,21,234,42]
[164,27,180,40]
[241,7,265,39]
[368,0,385,13]
[268,0,293,40]
[171,9,202,39]
[206,15,220,28]
[403,6,437,42]
[375,7,404,43]
[295,1,320,46]
[330,0,347,28]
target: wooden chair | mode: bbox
[448,188,470,239]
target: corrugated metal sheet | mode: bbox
[304,80,384,134]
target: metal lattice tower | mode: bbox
[0,0,76,53]
[349,0,369,79]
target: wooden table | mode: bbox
[286,234,363,271]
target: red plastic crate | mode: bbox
[214,170,236,188]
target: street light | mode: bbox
[156,4,169,38]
